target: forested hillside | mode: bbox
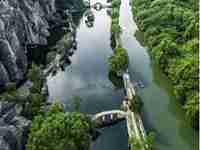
[132,0,199,128]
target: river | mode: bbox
[47,0,198,149]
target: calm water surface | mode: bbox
[48,0,128,149]
[47,0,198,149]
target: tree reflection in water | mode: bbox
[108,71,124,89]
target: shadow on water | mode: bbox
[91,121,128,150]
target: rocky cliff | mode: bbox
[0,0,85,150]
[0,0,85,87]
[0,102,31,150]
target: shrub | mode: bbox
[108,47,129,75]
[27,64,43,93]
[112,0,121,8]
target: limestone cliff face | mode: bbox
[0,102,31,150]
[0,0,85,87]
[0,1,85,150]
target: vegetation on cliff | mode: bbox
[0,64,45,119]
[0,63,92,150]
[131,0,199,128]
[26,102,92,150]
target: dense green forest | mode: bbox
[26,102,92,150]
[131,0,199,128]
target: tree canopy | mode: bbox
[108,47,129,75]
[132,0,199,128]
[26,102,92,150]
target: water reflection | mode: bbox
[108,71,124,89]
[47,2,129,149]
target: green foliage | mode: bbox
[23,93,45,119]
[0,83,26,104]
[108,70,124,89]
[129,132,155,150]
[27,64,43,93]
[0,83,45,119]
[26,102,92,150]
[184,92,199,122]
[5,82,17,93]
[24,63,46,119]
[111,23,121,35]
[110,0,121,47]
[145,132,156,150]
[112,0,121,8]
[111,8,120,19]
[46,51,57,64]
[108,47,129,74]
[129,95,144,113]
[47,101,64,115]
[0,63,45,119]
[132,0,199,128]
[110,33,117,49]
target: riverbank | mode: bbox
[131,0,199,129]
[119,0,199,149]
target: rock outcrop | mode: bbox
[0,0,85,87]
[0,0,86,150]
[0,102,31,150]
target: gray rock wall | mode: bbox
[0,102,31,150]
[0,0,54,86]
[0,0,84,87]
[0,0,85,150]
